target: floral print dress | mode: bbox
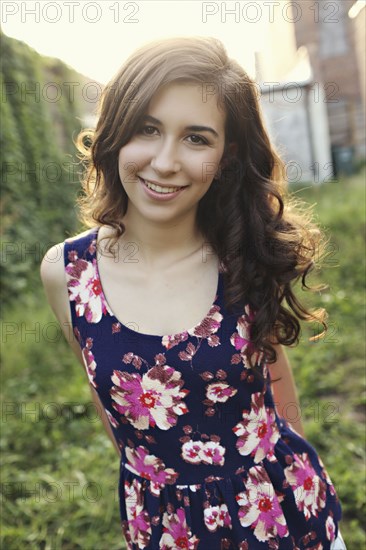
[64,227,342,550]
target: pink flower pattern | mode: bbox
[161,305,223,353]
[181,439,226,466]
[236,465,289,543]
[65,252,113,323]
[105,408,119,428]
[124,477,152,548]
[318,456,338,496]
[230,305,264,368]
[203,503,232,532]
[284,453,327,520]
[110,365,190,430]
[81,337,97,388]
[206,382,238,403]
[232,391,280,463]
[125,445,179,497]
[326,514,336,542]
[159,508,200,549]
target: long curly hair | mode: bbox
[75,35,329,376]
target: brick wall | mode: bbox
[293,0,365,159]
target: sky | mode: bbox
[1,0,272,84]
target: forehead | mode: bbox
[146,81,226,129]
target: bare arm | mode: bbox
[40,242,122,458]
[267,344,306,438]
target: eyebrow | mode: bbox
[142,115,219,139]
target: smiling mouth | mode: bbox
[139,177,189,194]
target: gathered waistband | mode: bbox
[121,461,245,492]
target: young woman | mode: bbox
[40,36,346,549]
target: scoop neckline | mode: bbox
[91,226,222,340]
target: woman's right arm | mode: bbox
[39,243,122,458]
[266,343,306,439]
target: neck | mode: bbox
[116,209,209,271]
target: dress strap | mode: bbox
[63,227,99,333]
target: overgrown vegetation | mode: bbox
[0,30,93,310]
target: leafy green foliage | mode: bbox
[1,306,123,549]
[1,31,86,311]
[285,171,366,547]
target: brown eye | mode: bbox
[139,125,158,136]
[187,134,207,145]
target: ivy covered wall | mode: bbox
[1,31,97,311]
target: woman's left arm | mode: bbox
[267,343,306,438]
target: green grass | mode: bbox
[1,170,365,549]
[1,305,122,549]
[285,170,366,547]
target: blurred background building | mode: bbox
[256,0,366,183]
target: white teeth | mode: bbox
[144,179,181,194]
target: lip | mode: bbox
[138,177,188,201]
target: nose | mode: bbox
[150,137,181,175]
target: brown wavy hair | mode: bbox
[74,36,330,376]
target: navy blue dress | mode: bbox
[64,227,342,549]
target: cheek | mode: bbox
[118,149,136,187]
[118,142,150,175]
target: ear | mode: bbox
[221,142,238,167]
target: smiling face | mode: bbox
[117,81,227,226]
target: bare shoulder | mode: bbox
[39,231,94,368]
[39,239,70,326]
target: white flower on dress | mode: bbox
[105,408,119,428]
[232,391,280,463]
[236,465,289,543]
[159,508,200,549]
[284,452,327,520]
[206,382,238,403]
[124,477,152,548]
[181,440,226,466]
[204,503,232,532]
[230,305,264,368]
[65,255,113,323]
[326,514,336,542]
[181,440,204,464]
[125,445,179,497]
[110,365,189,430]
